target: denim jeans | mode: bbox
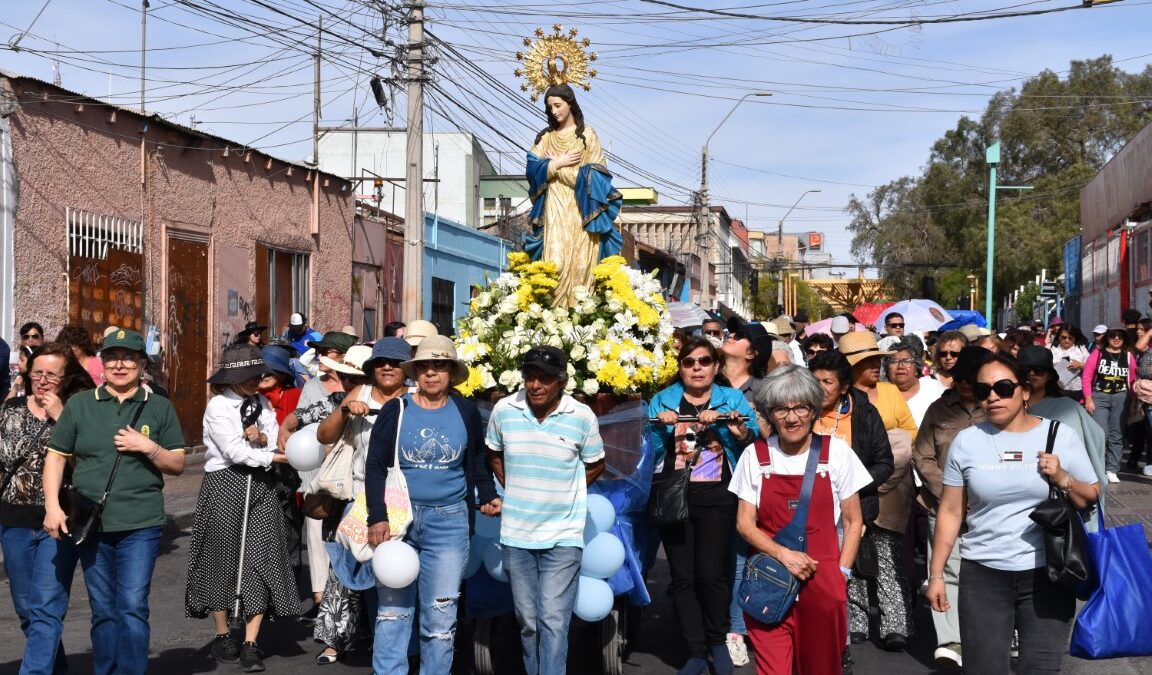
[1090,389,1128,472]
[958,560,1074,675]
[0,525,78,674]
[503,545,582,675]
[727,529,747,635]
[78,526,163,675]
[373,502,468,674]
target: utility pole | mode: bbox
[313,17,321,166]
[776,189,820,315]
[403,1,425,323]
[984,142,1032,328]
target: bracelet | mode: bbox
[839,565,853,579]
[147,445,161,461]
[928,575,945,583]
[1060,473,1074,491]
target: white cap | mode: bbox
[830,316,850,334]
[289,312,305,327]
[1092,324,1108,335]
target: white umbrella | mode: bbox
[876,300,954,334]
[667,300,713,329]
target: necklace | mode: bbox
[684,395,711,417]
[987,427,1023,463]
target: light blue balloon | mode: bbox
[463,536,490,579]
[585,494,616,537]
[581,533,625,579]
[482,540,508,582]
[475,513,502,539]
[573,576,614,622]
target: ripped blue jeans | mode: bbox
[373,501,469,674]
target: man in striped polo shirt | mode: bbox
[486,345,605,675]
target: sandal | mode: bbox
[315,648,340,665]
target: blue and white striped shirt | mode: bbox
[486,391,605,549]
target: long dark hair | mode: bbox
[23,342,97,400]
[533,84,587,148]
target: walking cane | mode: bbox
[231,397,261,628]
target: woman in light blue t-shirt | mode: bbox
[926,354,1099,675]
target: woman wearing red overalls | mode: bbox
[729,364,872,674]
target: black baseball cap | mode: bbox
[521,345,567,377]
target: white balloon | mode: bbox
[372,540,420,589]
[482,540,508,583]
[285,424,324,471]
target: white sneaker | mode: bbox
[726,633,749,667]
[934,643,962,670]
[1107,471,1120,484]
[1144,465,1152,476]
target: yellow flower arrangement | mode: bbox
[453,253,675,399]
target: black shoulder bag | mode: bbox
[62,397,149,546]
[1028,420,1094,599]
[647,443,704,526]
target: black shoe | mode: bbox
[239,642,265,672]
[850,631,868,644]
[841,647,854,675]
[882,633,907,652]
[210,634,240,664]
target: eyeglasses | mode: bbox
[938,350,962,359]
[805,347,827,356]
[680,355,715,368]
[886,323,905,329]
[374,359,403,369]
[101,354,140,367]
[1027,367,1050,377]
[417,359,452,372]
[973,379,1021,401]
[29,371,63,384]
[20,333,41,340]
[1058,334,1074,341]
[889,358,916,367]
[703,329,724,337]
[769,404,814,420]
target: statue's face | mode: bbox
[547,96,571,126]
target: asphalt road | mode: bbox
[2,525,1150,674]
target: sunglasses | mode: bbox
[938,350,962,359]
[703,329,724,337]
[681,355,715,368]
[21,333,41,339]
[806,347,827,356]
[417,359,452,372]
[973,379,1021,401]
[886,323,905,329]
[523,348,564,368]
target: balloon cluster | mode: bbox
[464,494,625,623]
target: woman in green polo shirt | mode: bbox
[42,328,186,675]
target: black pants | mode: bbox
[958,560,1074,675]
[660,501,736,659]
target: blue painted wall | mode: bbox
[423,212,510,335]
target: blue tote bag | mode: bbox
[1068,508,1152,659]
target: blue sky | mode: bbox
[3,0,1150,270]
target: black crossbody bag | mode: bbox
[62,398,148,546]
[1028,420,1093,599]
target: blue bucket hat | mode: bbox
[260,345,293,378]
[363,336,411,370]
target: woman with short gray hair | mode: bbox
[885,336,946,428]
[730,364,871,673]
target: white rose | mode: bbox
[570,344,587,361]
[581,378,601,396]
[498,370,523,390]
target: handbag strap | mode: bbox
[782,434,825,551]
[391,397,406,470]
[96,394,150,505]
[0,415,53,498]
[1041,420,1060,496]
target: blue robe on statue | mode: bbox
[524,151,623,262]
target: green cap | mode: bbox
[101,328,147,354]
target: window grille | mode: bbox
[66,207,143,259]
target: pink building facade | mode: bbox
[0,73,355,443]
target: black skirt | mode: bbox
[185,465,301,619]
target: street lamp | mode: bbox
[776,189,821,313]
[984,142,1032,327]
[698,91,771,308]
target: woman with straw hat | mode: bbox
[364,335,500,674]
[186,344,298,672]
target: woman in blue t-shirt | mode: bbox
[926,354,1099,674]
[364,335,500,674]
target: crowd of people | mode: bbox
[0,304,1148,674]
